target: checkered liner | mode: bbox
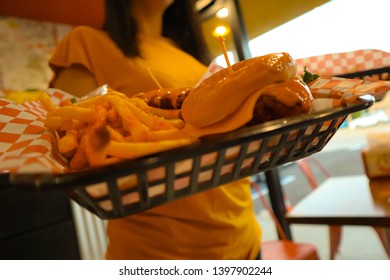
[310,77,390,110]
[0,89,72,174]
[296,49,390,76]
[310,77,390,98]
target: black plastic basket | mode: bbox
[0,95,374,219]
[337,66,390,81]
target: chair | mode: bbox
[251,181,320,260]
[292,157,390,260]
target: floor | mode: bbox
[253,111,390,260]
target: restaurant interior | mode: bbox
[0,0,389,260]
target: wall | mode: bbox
[0,16,71,92]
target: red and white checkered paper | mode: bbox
[296,49,390,76]
[0,89,72,174]
[309,77,390,110]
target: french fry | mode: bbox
[129,97,150,112]
[124,98,157,129]
[164,118,185,129]
[148,106,181,119]
[38,92,57,113]
[126,98,178,131]
[144,129,194,142]
[75,95,108,108]
[69,136,88,170]
[58,130,78,154]
[103,156,122,166]
[93,105,108,128]
[107,95,149,140]
[84,128,110,167]
[59,98,74,107]
[48,106,97,122]
[106,108,118,123]
[107,138,196,159]
[44,116,86,131]
[107,117,123,129]
[106,125,125,142]
[43,86,200,172]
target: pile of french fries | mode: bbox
[40,89,198,171]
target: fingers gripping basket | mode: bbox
[2,95,374,219]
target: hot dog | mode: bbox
[180,53,313,137]
[134,87,192,110]
[181,52,297,128]
[135,52,312,138]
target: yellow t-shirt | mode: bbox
[49,26,207,94]
[49,26,261,260]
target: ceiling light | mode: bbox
[216,7,229,18]
[212,25,230,37]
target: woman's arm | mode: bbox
[51,64,99,98]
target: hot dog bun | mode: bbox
[181,52,297,128]
[182,77,313,137]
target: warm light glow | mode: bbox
[216,7,229,18]
[247,0,389,59]
[212,25,230,37]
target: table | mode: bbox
[285,175,390,227]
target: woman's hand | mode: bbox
[51,64,99,98]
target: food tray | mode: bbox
[0,95,374,219]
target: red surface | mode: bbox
[0,0,104,27]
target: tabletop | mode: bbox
[285,175,390,227]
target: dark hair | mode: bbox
[102,0,211,65]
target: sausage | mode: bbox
[134,87,192,110]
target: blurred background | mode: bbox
[1,0,388,91]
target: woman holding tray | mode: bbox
[49,0,261,260]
